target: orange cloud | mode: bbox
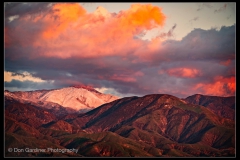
[166,67,201,78]
[194,76,235,96]
[42,3,86,39]
[119,4,165,33]
[17,3,166,59]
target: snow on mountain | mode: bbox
[39,87,118,111]
[4,86,119,112]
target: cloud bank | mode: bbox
[4,3,235,98]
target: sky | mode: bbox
[4,2,236,98]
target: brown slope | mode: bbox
[5,116,43,138]
[5,97,57,128]
[5,94,76,118]
[113,126,227,157]
[184,94,235,120]
[71,94,234,132]
[68,94,235,156]
[42,120,73,133]
[58,131,163,157]
[70,96,139,130]
[5,115,60,144]
[41,120,82,134]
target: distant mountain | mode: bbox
[4,85,119,113]
[4,93,235,157]
[184,94,235,120]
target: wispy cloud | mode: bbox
[197,3,213,11]
[156,23,177,39]
[189,17,199,22]
[214,4,227,13]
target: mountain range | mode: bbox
[4,86,235,157]
[4,85,119,113]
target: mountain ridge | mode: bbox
[4,90,235,157]
[184,94,235,120]
[4,86,119,113]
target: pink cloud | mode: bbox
[110,74,136,82]
[194,76,235,96]
[134,71,144,76]
[42,3,87,39]
[5,3,166,59]
[220,59,231,66]
[164,68,202,78]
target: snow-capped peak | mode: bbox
[4,86,119,112]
